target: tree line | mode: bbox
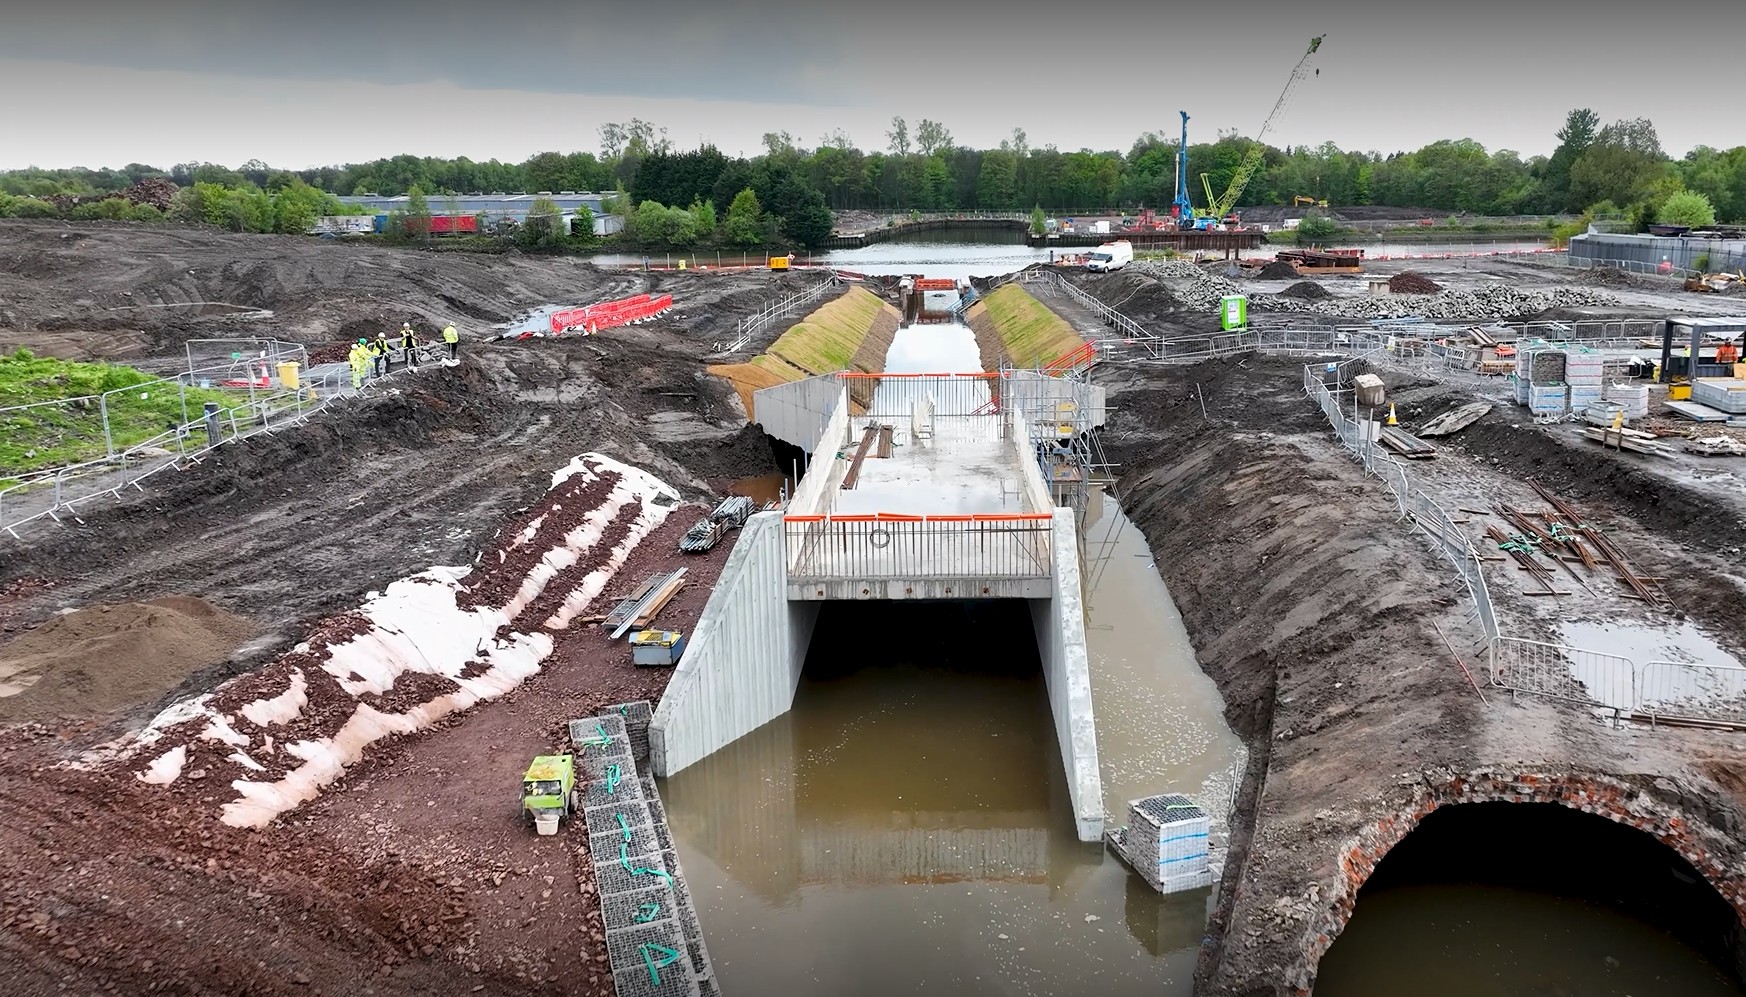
[4,109,1743,246]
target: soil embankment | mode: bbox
[963,283,1086,369]
[706,284,900,416]
[1098,353,1746,994]
[0,222,803,995]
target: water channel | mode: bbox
[581,226,1551,280]
[661,319,1243,995]
[663,253,1741,994]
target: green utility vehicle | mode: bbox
[521,754,578,835]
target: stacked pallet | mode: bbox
[1566,346,1606,415]
[1603,382,1650,421]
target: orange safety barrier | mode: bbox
[782,512,1054,523]
[549,293,673,333]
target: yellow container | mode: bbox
[277,361,301,389]
[1669,383,1692,400]
[769,256,789,270]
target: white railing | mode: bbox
[708,275,841,357]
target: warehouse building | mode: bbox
[334,192,624,236]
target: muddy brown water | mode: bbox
[661,496,1242,996]
[1317,885,1743,996]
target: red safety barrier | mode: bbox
[549,293,674,333]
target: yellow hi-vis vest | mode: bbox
[442,326,459,344]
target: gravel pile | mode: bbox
[1255,260,1301,280]
[1130,259,1244,310]
[1122,258,1622,320]
[1277,281,1331,300]
[1259,285,1622,320]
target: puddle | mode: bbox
[727,473,788,505]
[1559,620,1741,668]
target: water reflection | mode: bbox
[662,601,1211,996]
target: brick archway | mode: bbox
[1299,769,1746,992]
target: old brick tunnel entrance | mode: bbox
[1301,772,1746,991]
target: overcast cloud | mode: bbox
[5,1,1745,170]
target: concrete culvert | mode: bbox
[1315,801,1745,995]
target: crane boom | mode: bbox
[1205,34,1325,224]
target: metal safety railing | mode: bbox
[1491,636,1636,714]
[840,371,999,422]
[782,513,1053,582]
[1,350,429,540]
[708,275,841,357]
[1635,662,1746,725]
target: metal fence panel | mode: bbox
[1635,662,1746,724]
[1491,636,1634,711]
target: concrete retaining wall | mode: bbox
[782,389,852,519]
[650,513,818,777]
[1030,507,1104,841]
[1009,407,1057,516]
[753,375,845,454]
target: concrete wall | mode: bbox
[1031,507,1104,841]
[650,513,818,777]
[783,388,853,521]
[754,375,847,454]
[1008,407,1057,516]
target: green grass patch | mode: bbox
[971,285,1086,369]
[766,286,889,374]
[0,350,238,474]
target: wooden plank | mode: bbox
[841,425,879,490]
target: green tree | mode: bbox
[1655,189,1717,228]
[1030,205,1046,236]
[690,196,717,238]
[1543,108,1599,213]
[724,187,764,245]
[518,195,568,250]
[1569,118,1668,212]
[403,185,432,240]
[570,204,595,245]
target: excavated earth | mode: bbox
[0,221,821,997]
[1099,352,1746,995]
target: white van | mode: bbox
[1086,240,1133,273]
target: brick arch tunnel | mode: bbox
[1298,770,1746,993]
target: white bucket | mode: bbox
[535,814,561,836]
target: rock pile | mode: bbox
[1387,272,1442,294]
[1262,285,1622,320]
[1120,258,1621,320]
[1277,281,1331,300]
[1130,259,1244,310]
[1256,260,1301,280]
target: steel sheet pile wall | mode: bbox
[1029,507,1104,841]
[571,711,717,997]
[650,514,817,777]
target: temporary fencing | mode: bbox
[549,293,675,335]
[1,341,431,540]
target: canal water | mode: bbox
[661,321,1244,995]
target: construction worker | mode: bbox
[1718,338,1740,366]
[371,331,390,376]
[400,322,419,370]
[442,322,459,361]
[348,339,369,389]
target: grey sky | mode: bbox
[5,1,1745,170]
